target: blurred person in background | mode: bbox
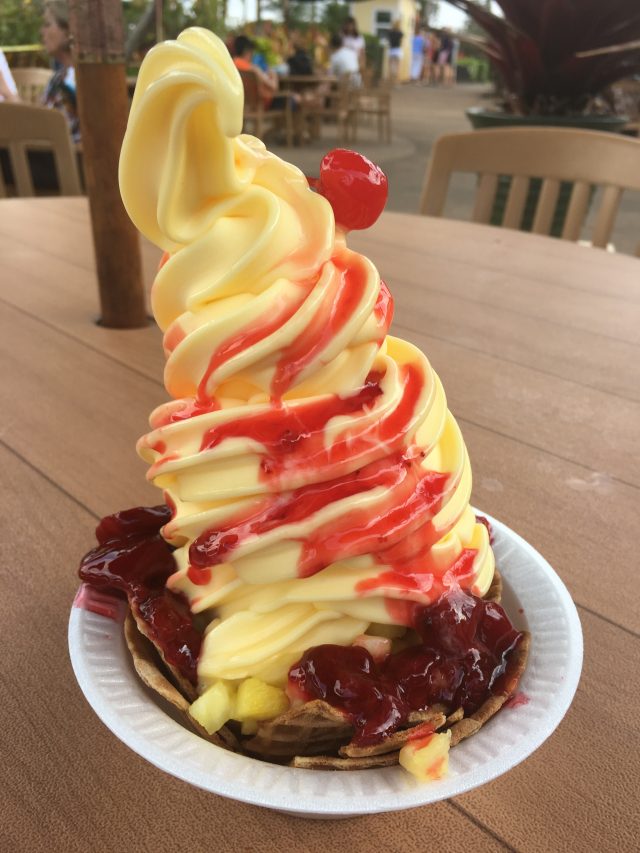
[251,20,290,77]
[428,31,441,84]
[329,33,361,87]
[411,26,425,82]
[387,20,403,84]
[421,30,433,84]
[434,29,453,85]
[41,0,79,142]
[232,35,300,112]
[309,26,329,71]
[341,17,365,68]
[287,31,314,76]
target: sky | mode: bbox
[224,2,469,31]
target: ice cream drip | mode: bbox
[120,28,494,688]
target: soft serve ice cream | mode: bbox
[79,28,528,780]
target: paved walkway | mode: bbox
[271,83,640,256]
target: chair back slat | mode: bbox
[12,143,35,196]
[532,178,560,234]
[562,181,591,241]
[592,185,623,248]
[0,102,81,196]
[503,175,529,229]
[472,173,498,223]
[239,69,262,114]
[420,156,451,217]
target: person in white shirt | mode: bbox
[341,17,366,67]
[329,34,361,86]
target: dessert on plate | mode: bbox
[78,28,529,782]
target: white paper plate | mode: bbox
[68,513,583,817]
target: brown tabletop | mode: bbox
[1,197,638,852]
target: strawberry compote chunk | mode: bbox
[288,588,523,746]
[78,505,202,685]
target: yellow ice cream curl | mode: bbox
[120,28,494,690]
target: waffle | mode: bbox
[243,700,354,761]
[124,611,239,752]
[123,568,530,770]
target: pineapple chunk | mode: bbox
[399,730,451,782]
[235,677,290,722]
[240,719,259,736]
[188,681,236,735]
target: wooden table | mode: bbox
[2,197,638,852]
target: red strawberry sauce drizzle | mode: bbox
[187,361,429,585]
[199,358,420,484]
[298,467,451,579]
[78,505,201,686]
[288,588,524,746]
[157,268,391,422]
[355,548,477,600]
[155,398,221,427]
[200,369,383,474]
[186,454,452,585]
[271,254,387,399]
[375,279,393,334]
[163,322,186,355]
[149,266,392,460]
[196,284,308,405]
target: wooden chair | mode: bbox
[420,127,640,254]
[0,102,82,197]
[11,67,53,105]
[352,78,392,144]
[304,76,357,143]
[239,68,293,147]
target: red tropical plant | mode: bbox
[445,0,640,115]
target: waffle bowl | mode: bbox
[69,514,582,816]
[120,568,530,772]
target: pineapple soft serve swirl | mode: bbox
[120,28,494,689]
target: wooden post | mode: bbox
[68,0,147,329]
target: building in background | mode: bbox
[351,0,418,82]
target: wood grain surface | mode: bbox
[1,198,638,853]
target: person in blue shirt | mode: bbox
[411,28,426,82]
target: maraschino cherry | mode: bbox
[310,149,388,232]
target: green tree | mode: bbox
[186,0,225,35]
[123,1,192,42]
[321,2,349,35]
[417,1,439,26]
[262,0,304,28]
[123,1,227,61]
[0,0,44,46]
